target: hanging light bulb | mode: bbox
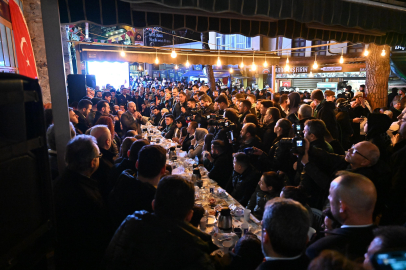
[381,49,386,56]
[263,54,268,68]
[120,50,125,57]
[240,57,245,68]
[171,49,177,58]
[138,64,142,71]
[313,54,318,69]
[155,49,159,64]
[363,49,369,56]
[175,64,178,70]
[229,67,233,73]
[285,57,290,72]
[339,48,344,64]
[185,53,190,67]
[309,70,313,77]
[251,52,256,71]
[171,37,177,58]
[217,57,222,67]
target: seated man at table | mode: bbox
[105,175,218,270]
[225,152,261,207]
[161,114,176,139]
[204,140,234,189]
[108,145,166,229]
[257,197,310,270]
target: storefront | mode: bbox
[275,63,366,92]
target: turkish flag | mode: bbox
[9,0,38,79]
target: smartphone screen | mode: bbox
[296,140,303,147]
[372,251,406,270]
[230,132,234,141]
[207,115,210,119]
[296,124,301,131]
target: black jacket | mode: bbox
[297,139,334,209]
[162,123,176,139]
[261,122,277,153]
[247,187,279,219]
[306,226,376,261]
[108,169,156,229]
[132,96,144,111]
[116,94,132,107]
[74,110,91,134]
[108,158,136,189]
[172,101,187,119]
[305,146,391,214]
[256,254,309,270]
[225,166,261,207]
[206,152,234,188]
[151,113,162,126]
[92,147,115,203]
[104,211,217,270]
[54,169,113,270]
[316,100,339,139]
[182,133,194,151]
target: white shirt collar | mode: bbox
[341,224,373,228]
[265,253,302,261]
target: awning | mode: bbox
[391,55,406,83]
[75,42,280,65]
[182,70,204,77]
[59,0,406,46]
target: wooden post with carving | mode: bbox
[365,43,390,110]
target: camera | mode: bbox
[279,124,306,155]
[337,99,351,112]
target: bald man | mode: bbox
[90,125,115,202]
[301,140,390,217]
[307,171,377,261]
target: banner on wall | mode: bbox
[9,0,38,79]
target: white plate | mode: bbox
[213,233,239,248]
[207,215,216,226]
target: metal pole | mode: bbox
[271,65,276,92]
[41,0,71,173]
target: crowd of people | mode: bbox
[44,77,406,270]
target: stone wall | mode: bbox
[22,0,51,104]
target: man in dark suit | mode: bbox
[257,197,310,270]
[162,114,176,139]
[74,99,92,134]
[132,91,144,112]
[307,171,377,261]
[121,101,148,135]
[54,135,113,270]
[204,140,234,188]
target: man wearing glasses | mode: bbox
[299,139,389,218]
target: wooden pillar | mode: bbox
[22,0,51,104]
[365,43,390,110]
[201,32,215,92]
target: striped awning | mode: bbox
[58,0,406,46]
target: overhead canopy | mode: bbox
[76,42,280,65]
[59,0,406,46]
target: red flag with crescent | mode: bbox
[9,0,38,79]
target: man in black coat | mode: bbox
[301,140,389,216]
[172,91,188,119]
[181,121,197,151]
[108,139,149,188]
[116,88,132,109]
[132,91,144,111]
[93,100,111,125]
[225,152,261,207]
[316,90,339,139]
[307,171,377,261]
[90,125,116,203]
[204,140,234,188]
[257,198,310,270]
[161,114,176,139]
[149,106,162,126]
[105,175,218,270]
[74,99,92,134]
[108,145,166,229]
[54,135,113,270]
